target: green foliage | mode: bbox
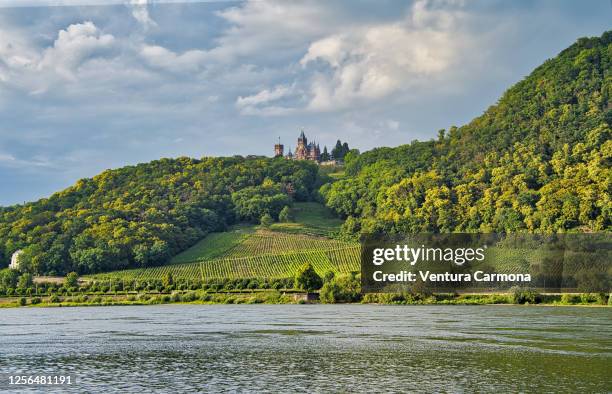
[0,157,320,275]
[232,180,292,223]
[323,270,335,283]
[163,272,174,287]
[17,273,33,289]
[320,273,361,303]
[512,288,541,304]
[260,213,273,227]
[0,269,18,288]
[278,206,293,223]
[270,202,344,237]
[321,31,612,234]
[294,263,323,291]
[65,272,79,288]
[331,140,351,161]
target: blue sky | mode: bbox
[0,0,610,205]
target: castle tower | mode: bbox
[298,129,307,146]
[295,129,308,160]
[274,137,284,157]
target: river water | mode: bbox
[0,305,610,393]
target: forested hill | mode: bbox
[0,157,320,275]
[322,31,611,234]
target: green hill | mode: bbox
[88,202,360,281]
[0,157,323,275]
[323,31,611,234]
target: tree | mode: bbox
[294,263,323,291]
[66,272,79,288]
[320,273,360,303]
[331,140,343,160]
[0,269,19,288]
[278,206,293,223]
[260,213,273,227]
[17,273,33,290]
[321,146,330,161]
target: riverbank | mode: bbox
[1,290,609,308]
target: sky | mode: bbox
[0,0,610,205]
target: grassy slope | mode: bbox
[88,202,360,281]
[170,225,255,264]
[269,202,343,236]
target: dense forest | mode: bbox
[322,31,611,235]
[1,32,610,276]
[0,157,320,275]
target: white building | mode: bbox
[9,250,23,270]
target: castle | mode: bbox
[274,130,321,162]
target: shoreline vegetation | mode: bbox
[1,290,610,309]
[1,262,610,309]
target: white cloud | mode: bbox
[140,45,207,73]
[236,84,298,116]
[236,84,292,108]
[0,152,15,162]
[39,21,115,80]
[209,1,334,63]
[300,0,468,111]
[129,0,157,29]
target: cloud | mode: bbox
[39,22,115,79]
[236,84,296,115]
[129,0,157,29]
[140,44,206,73]
[298,0,470,111]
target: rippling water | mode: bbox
[0,305,610,393]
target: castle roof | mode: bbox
[299,129,306,139]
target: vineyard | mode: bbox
[88,226,361,281]
[89,245,361,282]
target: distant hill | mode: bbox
[0,157,321,275]
[323,31,611,234]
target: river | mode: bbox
[0,305,610,393]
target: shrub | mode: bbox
[19,297,27,306]
[511,287,541,304]
[561,294,579,304]
[323,270,335,283]
[580,293,596,304]
[320,274,361,303]
[294,263,323,291]
[279,206,293,222]
[49,294,61,303]
[260,213,273,227]
[182,292,197,302]
[66,272,79,288]
[31,297,42,305]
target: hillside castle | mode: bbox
[274,130,321,161]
